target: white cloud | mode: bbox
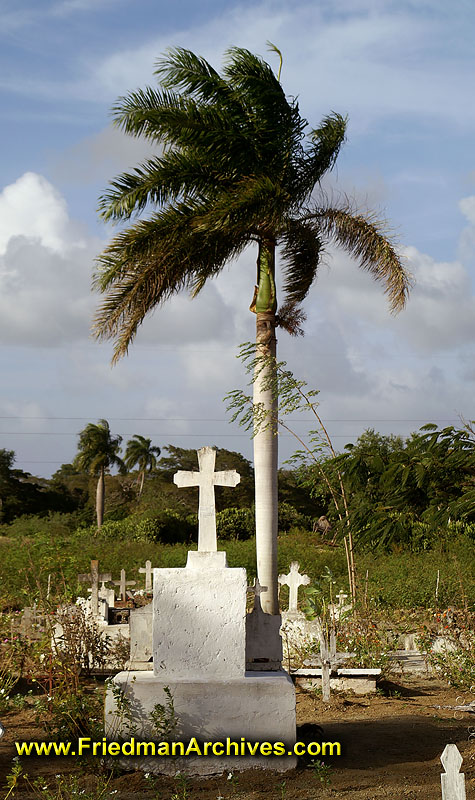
[457,195,475,265]
[0,172,244,350]
[73,2,475,133]
[459,195,475,225]
[0,173,100,345]
[308,241,475,355]
[0,173,79,255]
[4,0,475,136]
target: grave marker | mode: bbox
[441,744,466,800]
[247,577,267,611]
[139,560,153,592]
[78,560,111,617]
[278,562,310,615]
[336,590,348,607]
[174,446,240,552]
[113,569,136,601]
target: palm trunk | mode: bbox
[139,470,145,497]
[96,466,105,530]
[252,237,279,615]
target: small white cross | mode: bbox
[139,560,153,592]
[174,446,240,552]
[113,569,136,601]
[278,561,310,614]
[247,577,267,611]
[78,560,111,616]
[336,590,349,607]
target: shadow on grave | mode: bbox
[301,717,467,770]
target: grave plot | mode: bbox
[105,446,296,776]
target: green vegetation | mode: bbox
[0,411,473,612]
[1,522,474,612]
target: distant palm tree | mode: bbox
[124,434,161,496]
[75,419,125,529]
[92,46,411,612]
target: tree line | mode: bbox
[1,419,473,553]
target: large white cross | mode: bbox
[173,446,240,552]
[278,561,310,614]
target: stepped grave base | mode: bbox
[105,670,297,775]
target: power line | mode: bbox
[0,432,385,438]
[0,416,462,423]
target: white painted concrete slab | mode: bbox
[153,566,247,680]
[105,671,297,775]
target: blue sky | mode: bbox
[1,0,474,477]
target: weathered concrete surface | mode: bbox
[280,613,321,663]
[127,603,153,669]
[105,671,297,775]
[153,566,247,680]
[246,605,283,670]
[292,667,381,695]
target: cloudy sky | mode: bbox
[1,0,474,477]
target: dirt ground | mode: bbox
[1,675,475,799]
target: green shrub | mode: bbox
[134,510,197,544]
[216,507,254,540]
[278,501,310,532]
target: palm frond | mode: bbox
[98,150,232,222]
[155,47,242,109]
[307,204,412,312]
[280,217,323,304]
[296,113,347,199]
[93,205,250,360]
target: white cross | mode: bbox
[247,577,267,611]
[78,560,111,616]
[336,590,349,607]
[278,561,310,614]
[139,560,153,592]
[173,446,240,552]
[113,569,136,601]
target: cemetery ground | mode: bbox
[1,674,474,799]
[1,529,475,799]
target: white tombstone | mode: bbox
[246,578,283,670]
[106,446,296,776]
[278,562,310,616]
[139,560,153,593]
[441,744,466,800]
[128,603,153,669]
[328,588,352,621]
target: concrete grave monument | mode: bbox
[105,446,296,775]
[139,560,153,593]
[278,562,321,665]
[246,578,283,670]
[328,589,352,621]
[53,561,129,670]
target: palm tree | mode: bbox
[92,46,411,613]
[75,419,125,529]
[124,434,161,496]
